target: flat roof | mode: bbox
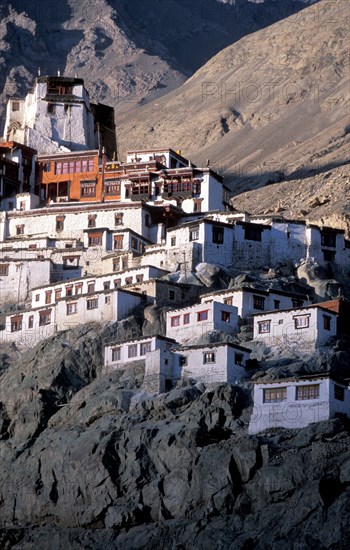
[253,372,350,385]
[253,303,339,317]
[171,341,251,353]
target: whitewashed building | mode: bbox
[30,265,168,309]
[0,258,52,304]
[104,335,176,394]
[104,336,251,394]
[249,374,350,434]
[201,286,310,319]
[166,301,238,343]
[171,342,251,385]
[141,219,235,272]
[3,75,115,156]
[253,304,338,350]
[0,288,142,348]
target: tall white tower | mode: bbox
[3,76,97,155]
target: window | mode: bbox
[114,235,123,250]
[136,274,144,283]
[189,225,199,241]
[131,237,138,250]
[43,162,51,172]
[12,101,20,111]
[47,104,56,114]
[235,353,244,365]
[292,298,303,308]
[113,259,120,272]
[169,290,175,301]
[203,352,215,364]
[171,236,176,246]
[212,226,224,244]
[87,282,95,294]
[294,315,309,329]
[263,387,287,403]
[197,310,208,322]
[0,264,9,276]
[20,201,26,211]
[193,199,202,212]
[105,181,120,195]
[35,294,40,302]
[115,214,123,226]
[105,295,111,304]
[321,232,336,247]
[128,344,138,358]
[114,278,121,288]
[39,310,51,326]
[274,300,280,310]
[170,315,180,327]
[125,277,133,285]
[122,257,128,270]
[56,216,64,231]
[65,285,73,297]
[28,315,34,329]
[103,281,111,290]
[145,214,150,227]
[80,181,96,197]
[16,225,24,235]
[323,315,331,331]
[140,341,152,355]
[66,302,77,315]
[55,289,62,301]
[221,310,231,322]
[88,215,96,228]
[334,385,345,401]
[253,295,265,310]
[75,284,82,295]
[223,297,233,306]
[28,244,37,250]
[258,320,270,334]
[323,250,335,262]
[244,225,263,242]
[45,291,52,304]
[183,313,190,324]
[88,232,102,246]
[11,315,22,332]
[296,384,320,400]
[87,298,98,310]
[112,347,121,362]
[180,355,188,366]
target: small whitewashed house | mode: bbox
[201,286,310,320]
[166,301,239,343]
[104,335,176,394]
[171,342,251,385]
[253,304,338,350]
[248,374,350,434]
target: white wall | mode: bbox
[201,288,310,319]
[249,378,350,434]
[0,259,51,303]
[173,344,250,385]
[166,301,238,343]
[253,306,337,350]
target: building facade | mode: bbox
[249,375,350,434]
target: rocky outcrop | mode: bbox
[0,321,350,548]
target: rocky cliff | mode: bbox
[1,301,350,548]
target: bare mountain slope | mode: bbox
[0,0,315,130]
[117,0,350,195]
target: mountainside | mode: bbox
[116,0,350,196]
[0,0,315,132]
[1,319,350,549]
